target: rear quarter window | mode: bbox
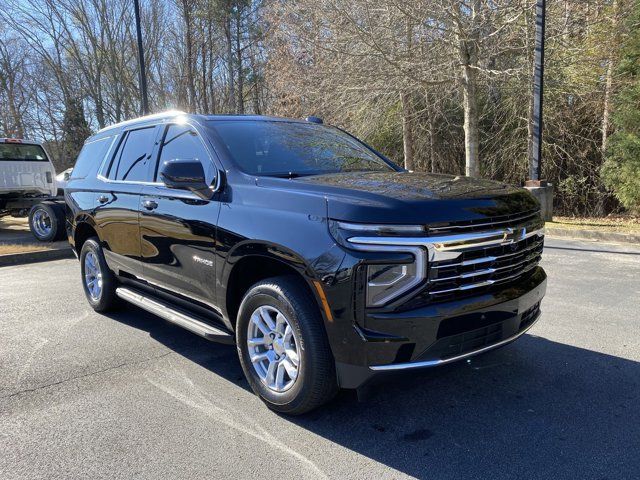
[72,136,114,179]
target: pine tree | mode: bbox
[60,97,92,169]
[601,1,640,213]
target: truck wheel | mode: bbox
[28,202,65,242]
[79,238,119,312]
[236,276,338,415]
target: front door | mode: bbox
[138,122,221,311]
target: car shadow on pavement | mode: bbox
[291,335,640,479]
[107,307,639,479]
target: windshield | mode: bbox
[0,143,49,162]
[208,120,395,176]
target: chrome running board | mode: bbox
[115,287,234,344]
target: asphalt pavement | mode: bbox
[1,238,639,479]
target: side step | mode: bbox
[115,287,235,344]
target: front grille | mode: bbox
[519,301,541,330]
[347,209,544,309]
[393,212,544,309]
[427,233,544,302]
[437,322,504,360]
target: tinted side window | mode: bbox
[156,124,215,183]
[72,136,113,179]
[109,127,156,182]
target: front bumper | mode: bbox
[335,267,547,389]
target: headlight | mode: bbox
[367,262,420,306]
[329,220,427,307]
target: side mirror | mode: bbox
[159,159,214,200]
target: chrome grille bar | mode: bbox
[428,261,539,295]
[430,239,543,269]
[430,250,542,283]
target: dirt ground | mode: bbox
[0,216,68,254]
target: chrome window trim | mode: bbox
[96,175,163,187]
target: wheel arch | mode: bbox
[223,244,328,331]
[73,219,99,255]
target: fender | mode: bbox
[219,239,347,334]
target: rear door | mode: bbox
[139,122,221,311]
[94,125,160,277]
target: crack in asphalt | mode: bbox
[0,351,175,400]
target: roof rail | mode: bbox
[305,116,323,124]
[98,110,187,133]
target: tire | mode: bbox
[236,276,338,415]
[79,237,119,312]
[28,202,65,242]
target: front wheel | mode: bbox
[236,276,338,415]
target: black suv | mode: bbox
[65,111,546,414]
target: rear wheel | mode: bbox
[80,238,119,312]
[29,202,65,242]
[236,276,338,415]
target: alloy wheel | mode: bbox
[247,305,300,392]
[84,251,103,301]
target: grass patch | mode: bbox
[0,243,53,255]
[549,216,640,233]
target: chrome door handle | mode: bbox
[142,199,158,211]
[98,195,109,204]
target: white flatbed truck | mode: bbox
[0,138,67,242]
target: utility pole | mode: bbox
[530,0,545,182]
[133,0,149,115]
[526,0,553,221]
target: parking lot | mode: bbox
[1,237,639,480]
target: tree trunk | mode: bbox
[224,17,236,112]
[460,63,480,177]
[201,31,209,113]
[527,49,536,167]
[208,20,217,113]
[601,58,614,153]
[249,44,261,114]
[400,91,415,171]
[457,1,481,177]
[235,10,244,114]
[182,0,197,112]
[601,0,619,153]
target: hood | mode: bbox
[256,171,539,225]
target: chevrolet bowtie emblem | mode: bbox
[503,227,527,244]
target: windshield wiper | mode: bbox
[260,172,318,179]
